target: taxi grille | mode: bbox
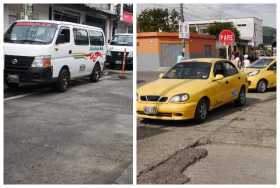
[140,95,168,102]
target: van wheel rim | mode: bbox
[199,102,207,119]
[63,73,68,88]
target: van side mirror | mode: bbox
[213,74,224,81]
[107,39,111,44]
[56,34,66,45]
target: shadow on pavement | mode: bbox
[137,96,262,140]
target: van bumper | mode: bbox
[4,67,54,84]
[106,55,133,67]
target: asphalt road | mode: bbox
[4,70,133,184]
[137,71,276,184]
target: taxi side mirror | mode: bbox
[213,74,224,81]
[159,73,164,79]
[268,66,276,71]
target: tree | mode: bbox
[137,8,181,32]
[207,22,240,42]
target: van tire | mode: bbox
[56,68,70,92]
[234,87,246,106]
[90,63,101,82]
[194,98,209,123]
[6,82,19,89]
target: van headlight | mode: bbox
[169,93,189,103]
[32,55,52,68]
[127,52,133,58]
[248,70,260,77]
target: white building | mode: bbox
[189,17,263,47]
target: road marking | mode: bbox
[4,93,32,102]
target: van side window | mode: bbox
[89,30,104,46]
[56,27,70,44]
[73,28,89,45]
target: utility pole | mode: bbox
[180,4,185,57]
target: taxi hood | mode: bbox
[138,78,209,97]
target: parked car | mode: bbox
[4,20,106,91]
[137,58,248,122]
[106,33,133,69]
[244,57,276,93]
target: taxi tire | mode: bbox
[56,68,70,92]
[194,98,209,123]
[234,87,246,106]
[90,63,101,82]
[256,80,267,93]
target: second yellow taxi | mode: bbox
[244,57,276,93]
[137,58,248,122]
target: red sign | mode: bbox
[219,30,235,46]
[122,11,133,24]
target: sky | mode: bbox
[137,4,276,28]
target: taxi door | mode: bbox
[211,61,229,108]
[222,61,242,101]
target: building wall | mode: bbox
[137,32,216,71]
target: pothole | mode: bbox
[137,137,211,184]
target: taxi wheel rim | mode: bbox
[199,102,207,119]
[240,89,246,104]
[260,81,266,92]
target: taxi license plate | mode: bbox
[144,106,157,115]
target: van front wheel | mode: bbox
[90,64,101,82]
[56,68,70,92]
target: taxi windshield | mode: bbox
[4,22,57,44]
[247,58,274,69]
[163,62,212,79]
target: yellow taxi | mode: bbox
[244,57,276,93]
[137,58,248,122]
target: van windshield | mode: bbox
[110,35,132,46]
[4,22,58,44]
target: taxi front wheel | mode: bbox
[194,98,208,123]
[234,87,246,106]
[257,80,267,93]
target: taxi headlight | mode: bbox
[169,93,189,103]
[32,55,51,68]
[248,70,260,77]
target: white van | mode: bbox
[4,20,106,91]
[106,33,133,69]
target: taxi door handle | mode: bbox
[238,77,241,79]
[69,50,72,54]
[225,80,229,84]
